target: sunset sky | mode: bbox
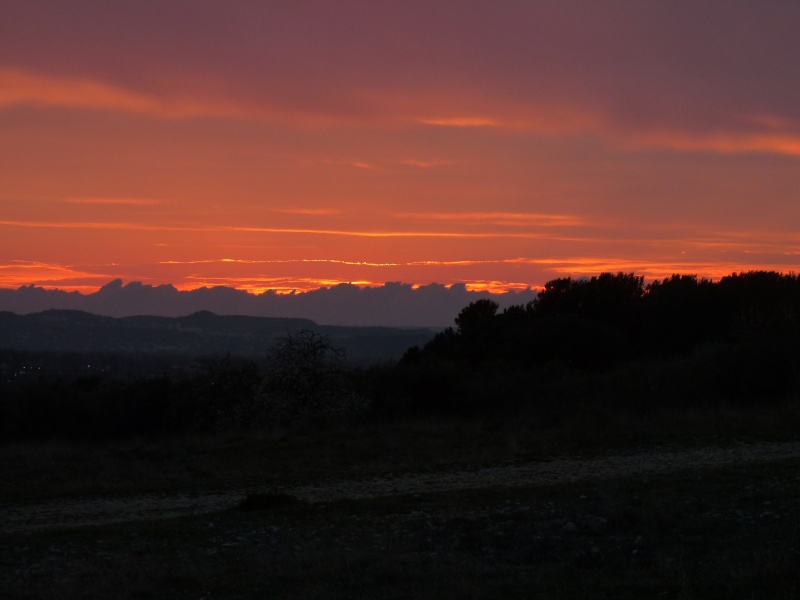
[2,1,800,296]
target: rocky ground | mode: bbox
[2,440,800,599]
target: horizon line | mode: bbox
[4,267,800,298]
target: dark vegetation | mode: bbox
[3,271,800,599]
[375,271,800,419]
[0,309,435,367]
[2,271,800,443]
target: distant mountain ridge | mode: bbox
[0,310,436,365]
[0,280,537,328]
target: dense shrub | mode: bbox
[0,331,365,442]
[259,330,367,425]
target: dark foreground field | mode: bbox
[2,409,800,600]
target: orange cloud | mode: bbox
[523,257,800,283]
[65,197,165,205]
[6,67,800,159]
[463,280,535,293]
[392,89,800,158]
[675,229,800,254]
[418,117,499,128]
[222,225,559,239]
[0,260,113,291]
[0,220,212,232]
[396,211,586,227]
[400,159,454,169]
[160,258,403,267]
[0,218,567,240]
[179,275,382,295]
[633,130,800,157]
[277,208,343,216]
[0,67,266,120]
[0,68,157,112]
[158,255,800,282]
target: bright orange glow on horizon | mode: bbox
[3,254,798,299]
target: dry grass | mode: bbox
[3,401,800,503]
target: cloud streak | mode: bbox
[0,260,115,292]
[397,212,587,227]
[7,64,798,157]
[0,68,252,120]
[64,197,165,206]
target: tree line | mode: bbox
[2,271,799,441]
[366,271,800,417]
[404,271,800,368]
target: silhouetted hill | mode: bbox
[0,280,537,327]
[0,310,435,365]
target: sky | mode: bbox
[2,1,800,297]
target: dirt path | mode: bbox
[0,490,243,535]
[281,439,800,502]
[3,440,799,535]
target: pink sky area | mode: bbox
[2,2,800,296]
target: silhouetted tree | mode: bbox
[261,330,363,423]
[454,299,499,336]
[642,274,719,355]
[533,272,644,326]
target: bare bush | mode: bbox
[260,330,366,424]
